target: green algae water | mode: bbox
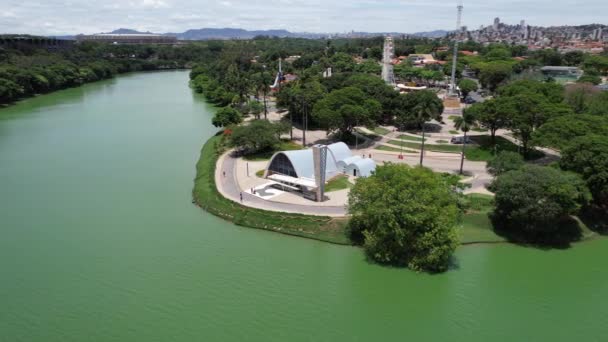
[1,71,607,341]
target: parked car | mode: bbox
[464,96,477,104]
[451,136,472,144]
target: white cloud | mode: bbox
[0,0,605,35]
[139,0,170,9]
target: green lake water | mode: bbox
[1,71,607,341]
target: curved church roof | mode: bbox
[265,142,375,180]
[327,142,352,164]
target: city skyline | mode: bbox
[1,0,607,36]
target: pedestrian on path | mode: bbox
[223,171,226,178]
[240,192,243,202]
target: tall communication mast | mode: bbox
[449,1,464,97]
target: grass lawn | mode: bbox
[243,141,303,161]
[372,126,391,135]
[193,134,350,245]
[467,135,544,161]
[436,140,449,144]
[397,134,425,142]
[354,128,382,141]
[374,145,419,153]
[385,135,544,162]
[458,194,506,244]
[472,127,488,132]
[255,170,265,178]
[325,175,353,192]
[387,140,462,154]
[448,115,460,121]
[449,130,459,135]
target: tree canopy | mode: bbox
[486,151,525,176]
[489,165,590,244]
[212,106,242,128]
[229,119,289,154]
[312,86,381,137]
[347,164,460,273]
[458,79,478,98]
[560,135,608,207]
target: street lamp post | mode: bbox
[262,65,268,119]
[419,122,426,166]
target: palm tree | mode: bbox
[454,110,477,175]
[410,90,444,166]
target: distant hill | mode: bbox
[172,28,297,40]
[106,28,154,35]
[49,27,448,41]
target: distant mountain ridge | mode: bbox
[106,28,154,35]
[52,27,449,40]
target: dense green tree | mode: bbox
[344,74,399,121]
[532,48,563,66]
[583,55,608,75]
[366,47,383,61]
[212,106,242,128]
[489,165,590,244]
[484,47,512,61]
[499,79,564,103]
[560,135,608,207]
[507,93,548,156]
[347,163,460,272]
[533,115,608,150]
[563,51,585,66]
[577,74,602,85]
[229,119,289,154]
[467,97,514,144]
[247,100,264,119]
[478,61,513,92]
[564,83,600,114]
[312,86,381,138]
[586,92,608,116]
[458,79,478,98]
[486,151,525,176]
[330,52,356,72]
[0,78,23,103]
[354,60,382,74]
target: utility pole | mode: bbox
[449,1,464,97]
[303,104,307,147]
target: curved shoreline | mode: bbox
[192,134,351,245]
[193,134,604,248]
[215,148,348,217]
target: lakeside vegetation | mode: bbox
[0,40,222,105]
[195,133,541,252]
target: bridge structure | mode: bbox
[381,36,396,86]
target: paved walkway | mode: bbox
[215,150,348,217]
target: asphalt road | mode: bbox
[217,152,348,217]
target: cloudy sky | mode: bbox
[1,0,606,35]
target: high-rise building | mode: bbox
[493,17,500,31]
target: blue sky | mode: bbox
[0,0,606,35]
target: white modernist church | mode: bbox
[263,142,375,201]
